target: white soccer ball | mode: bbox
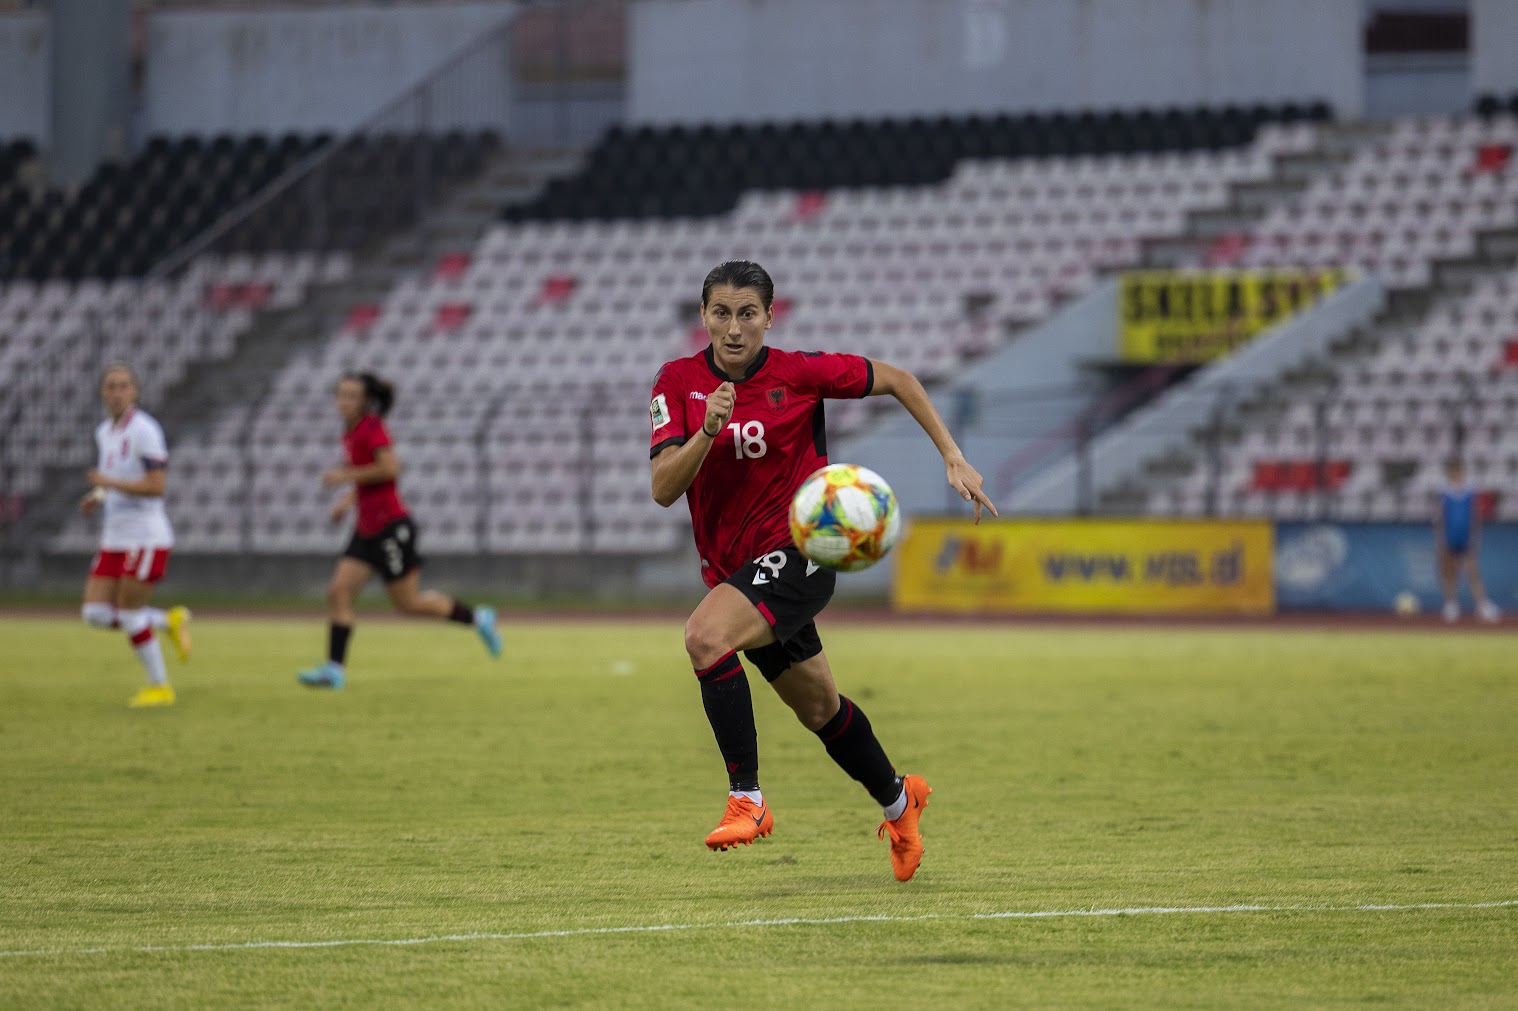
[1393,591,1419,616]
[788,463,901,572]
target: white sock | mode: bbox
[882,782,908,821]
[120,610,168,686]
[82,602,116,629]
[144,607,168,630]
[731,789,763,805]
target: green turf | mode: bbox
[2,617,1515,1007]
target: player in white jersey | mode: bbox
[79,363,192,707]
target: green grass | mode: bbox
[2,617,1516,1007]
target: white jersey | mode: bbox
[94,408,174,550]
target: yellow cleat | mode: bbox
[128,684,176,708]
[165,606,192,662]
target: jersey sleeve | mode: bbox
[367,418,394,452]
[800,352,873,399]
[649,365,689,459]
[137,419,169,469]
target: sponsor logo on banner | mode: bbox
[894,518,1275,615]
[1119,269,1347,364]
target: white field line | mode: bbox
[1,899,1513,960]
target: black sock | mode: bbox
[815,695,902,807]
[328,623,352,666]
[695,650,759,792]
[447,601,475,625]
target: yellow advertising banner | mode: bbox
[1119,269,1346,363]
[892,518,1275,616]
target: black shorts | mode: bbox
[725,545,836,683]
[343,517,423,583]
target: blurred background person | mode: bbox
[1434,458,1500,624]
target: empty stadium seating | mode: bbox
[0,130,497,282]
[1235,113,1518,289]
[1146,262,1518,521]
[3,251,350,506]
[95,120,1319,555]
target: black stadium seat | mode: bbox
[503,101,1332,224]
[0,129,498,282]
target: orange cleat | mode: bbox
[704,794,773,851]
[878,774,932,882]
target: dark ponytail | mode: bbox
[345,371,395,418]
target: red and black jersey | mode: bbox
[650,345,873,587]
[343,414,410,538]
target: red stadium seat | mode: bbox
[539,275,577,304]
[1251,460,1285,491]
[434,252,471,281]
[432,303,472,332]
[1284,461,1318,492]
[203,281,271,310]
[343,303,380,332]
[1502,338,1518,368]
[1325,459,1352,490]
[1203,231,1249,267]
[791,191,828,222]
[1471,143,1512,175]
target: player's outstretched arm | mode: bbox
[651,381,734,507]
[867,360,998,524]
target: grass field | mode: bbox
[3,615,1516,1007]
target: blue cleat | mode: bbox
[297,662,345,690]
[474,605,502,659]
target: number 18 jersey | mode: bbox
[649,345,873,587]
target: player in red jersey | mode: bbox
[297,372,501,689]
[650,261,997,881]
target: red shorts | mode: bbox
[90,547,171,584]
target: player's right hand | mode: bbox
[704,382,736,436]
[79,492,99,516]
[328,500,350,524]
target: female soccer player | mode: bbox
[297,372,501,689]
[79,363,191,708]
[649,260,997,882]
[1435,459,1500,623]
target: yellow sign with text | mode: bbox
[892,519,1275,615]
[1119,269,1346,363]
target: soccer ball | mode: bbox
[789,463,901,572]
[1393,591,1420,616]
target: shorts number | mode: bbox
[727,420,767,460]
[382,538,404,576]
[752,550,787,586]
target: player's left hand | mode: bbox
[946,454,998,524]
[85,469,113,490]
[321,467,351,488]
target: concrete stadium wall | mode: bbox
[1364,53,1470,120]
[0,13,48,143]
[629,0,1365,125]
[143,2,515,136]
[1471,0,1518,99]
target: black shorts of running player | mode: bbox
[343,516,424,583]
[725,544,837,683]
